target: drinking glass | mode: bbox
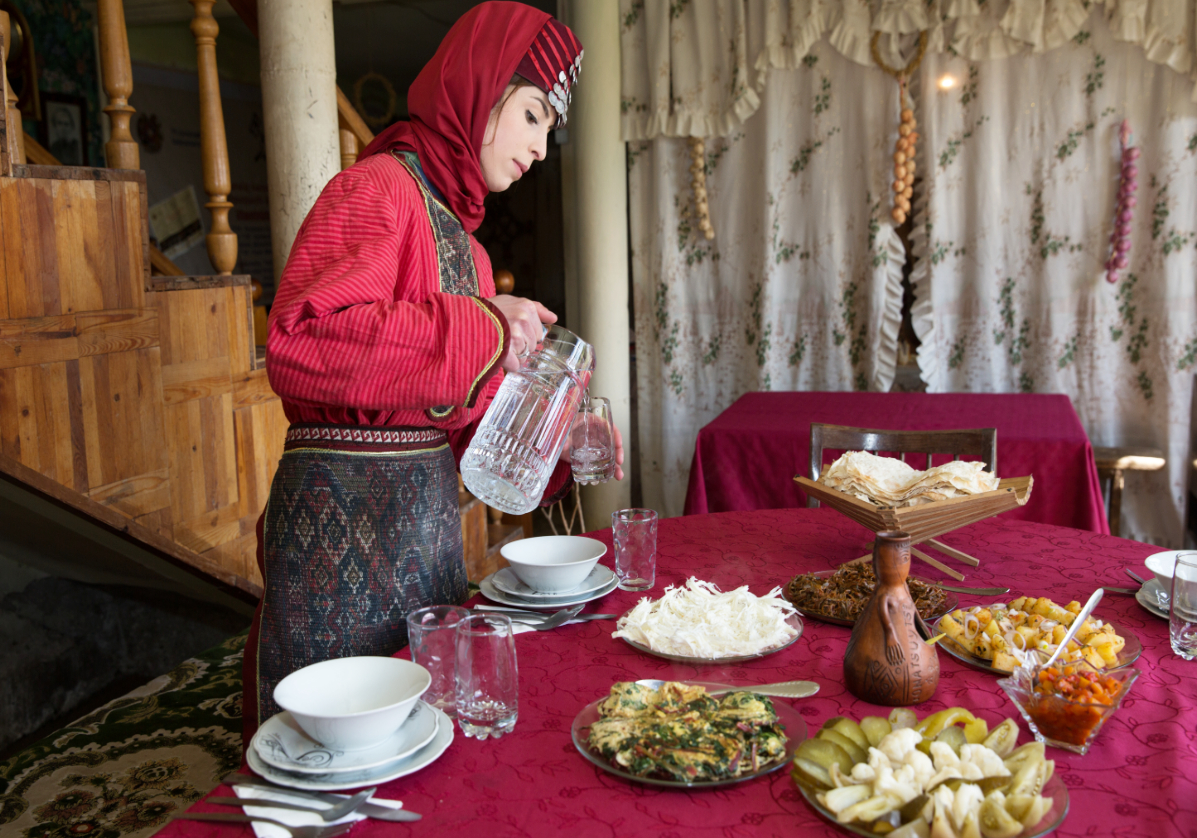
[570,396,615,484]
[612,508,658,591]
[1169,553,1197,660]
[406,605,469,717]
[455,614,519,739]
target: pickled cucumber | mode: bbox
[795,737,854,775]
[791,756,833,790]
[829,716,871,751]
[934,724,967,755]
[818,728,868,764]
[860,716,893,747]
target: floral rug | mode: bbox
[0,631,246,838]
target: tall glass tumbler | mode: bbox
[406,605,469,717]
[1169,553,1197,660]
[570,396,615,484]
[455,614,519,739]
[613,508,658,591]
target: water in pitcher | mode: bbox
[461,326,593,514]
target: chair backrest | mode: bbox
[808,424,998,508]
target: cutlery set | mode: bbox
[169,773,422,833]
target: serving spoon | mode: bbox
[635,678,820,699]
[1042,588,1103,668]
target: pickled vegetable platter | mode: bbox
[793,707,1068,838]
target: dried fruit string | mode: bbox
[869,31,928,226]
[1105,119,1138,283]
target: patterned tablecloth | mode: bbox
[160,508,1192,838]
[683,392,1109,536]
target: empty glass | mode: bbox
[455,613,519,739]
[570,396,615,484]
[1169,553,1197,660]
[612,508,658,591]
[406,605,469,717]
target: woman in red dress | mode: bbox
[242,1,621,744]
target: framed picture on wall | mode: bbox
[40,92,88,166]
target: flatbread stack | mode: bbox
[818,450,999,508]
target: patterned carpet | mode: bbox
[0,632,246,838]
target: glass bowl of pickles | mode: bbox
[997,661,1140,755]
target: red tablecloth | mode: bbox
[684,392,1108,535]
[161,509,1192,838]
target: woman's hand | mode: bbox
[560,417,626,481]
[485,294,557,372]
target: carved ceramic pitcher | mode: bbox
[843,532,939,706]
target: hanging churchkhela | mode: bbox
[870,31,928,226]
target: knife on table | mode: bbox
[206,796,420,822]
[220,773,421,822]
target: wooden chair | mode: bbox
[808,423,998,579]
[1093,447,1166,538]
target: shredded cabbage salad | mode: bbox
[612,577,800,658]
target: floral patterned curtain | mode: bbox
[623,0,1197,540]
[628,42,904,517]
[912,8,1197,546]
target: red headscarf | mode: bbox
[360,2,579,233]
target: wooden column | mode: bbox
[97,0,139,170]
[190,0,238,274]
[0,12,24,171]
[338,128,358,171]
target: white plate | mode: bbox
[252,701,438,774]
[246,705,454,791]
[480,570,619,611]
[492,564,614,600]
[1136,578,1169,620]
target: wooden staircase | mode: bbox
[0,0,526,601]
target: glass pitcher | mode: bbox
[460,325,594,515]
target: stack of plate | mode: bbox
[248,701,453,791]
[479,564,619,611]
[1136,578,1169,620]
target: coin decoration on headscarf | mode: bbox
[870,31,928,227]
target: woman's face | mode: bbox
[479,84,553,192]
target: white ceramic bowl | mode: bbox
[500,535,607,594]
[1145,550,1197,592]
[273,656,431,751]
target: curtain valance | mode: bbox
[620,0,1197,140]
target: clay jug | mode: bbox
[843,531,939,706]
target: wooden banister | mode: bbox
[97,0,139,170]
[0,12,24,172]
[190,0,238,275]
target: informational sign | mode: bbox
[148,185,205,260]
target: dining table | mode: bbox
[683,391,1109,535]
[159,507,1192,838]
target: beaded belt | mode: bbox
[284,423,448,453]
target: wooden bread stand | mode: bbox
[794,475,1033,580]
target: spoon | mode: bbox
[635,678,820,699]
[1042,588,1103,668]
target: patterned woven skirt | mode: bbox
[242,424,468,741]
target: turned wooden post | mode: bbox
[339,128,358,170]
[97,0,139,169]
[190,0,238,274]
[0,12,24,170]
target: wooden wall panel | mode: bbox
[77,348,169,489]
